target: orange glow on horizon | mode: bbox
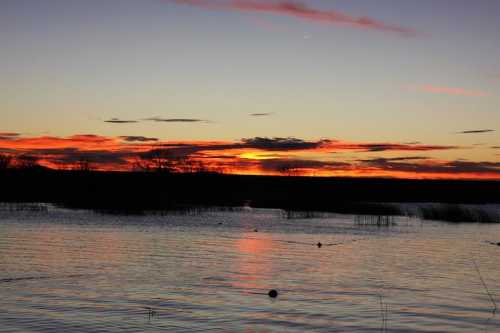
[0,133,498,180]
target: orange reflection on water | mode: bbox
[228,233,275,292]
[2,227,129,273]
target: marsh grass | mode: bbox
[281,210,328,219]
[0,202,48,212]
[90,205,249,216]
[355,215,397,227]
[282,202,403,220]
[379,295,389,332]
[418,205,499,223]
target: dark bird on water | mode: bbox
[268,289,278,298]
[317,242,322,248]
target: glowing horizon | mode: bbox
[1,133,498,179]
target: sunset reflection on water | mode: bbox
[1,206,500,332]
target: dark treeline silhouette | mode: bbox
[0,163,498,214]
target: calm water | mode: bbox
[1,204,499,332]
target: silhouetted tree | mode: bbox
[131,156,151,172]
[16,154,39,170]
[135,150,214,174]
[0,153,13,171]
[74,158,93,172]
[137,149,176,173]
[55,161,70,171]
[277,163,301,176]
[170,156,205,173]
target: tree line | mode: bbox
[0,151,224,174]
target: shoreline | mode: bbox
[1,169,499,217]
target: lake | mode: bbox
[1,203,499,332]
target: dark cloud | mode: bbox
[250,113,273,117]
[120,136,159,142]
[345,143,456,152]
[360,158,500,175]
[260,158,350,173]
[195,154,237,160]
[139,148,189,160]
[12,147,135,167]
[144,117,206,123]
[54,150,133,165]
[155,137,331,156]
[457,129,495,134]
[242,137,330,151]
[153,138,455,157]
[0,132,20,140]
[358,156,429,163]
[30,148,80,155]
[104,118,138,124]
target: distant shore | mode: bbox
[1,169,499,214]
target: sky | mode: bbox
[1,0,499,178]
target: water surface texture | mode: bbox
[1,204,499,332]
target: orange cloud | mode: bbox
[1,133,498,179]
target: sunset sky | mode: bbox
[1,0,499,178]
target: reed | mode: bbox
[281,210,327,219]
[355,215,396,227]
[418,205,499,223]
[472,258,497,313]
[0,202,48,212]
[379,294,389,332]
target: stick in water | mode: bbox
[472,258,497,312]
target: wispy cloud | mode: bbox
[418,84,487,97]
[170,0,420,37]
[242,137,329,151]
[104,118,138,124]
[250,112,273,117]
[105,117,208,124]
[457,129,495,134]
[332,142,457,152]
[144,117,207,123]
[120,136,159,142]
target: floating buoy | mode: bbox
[317,242,322,248]
[268,289,278,298]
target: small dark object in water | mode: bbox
[218,222,223,225]
[317,242,322,248]
[254,229,258,232]
[497,242,500,246]
[145,307,158,319]
[268,289,278,298]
